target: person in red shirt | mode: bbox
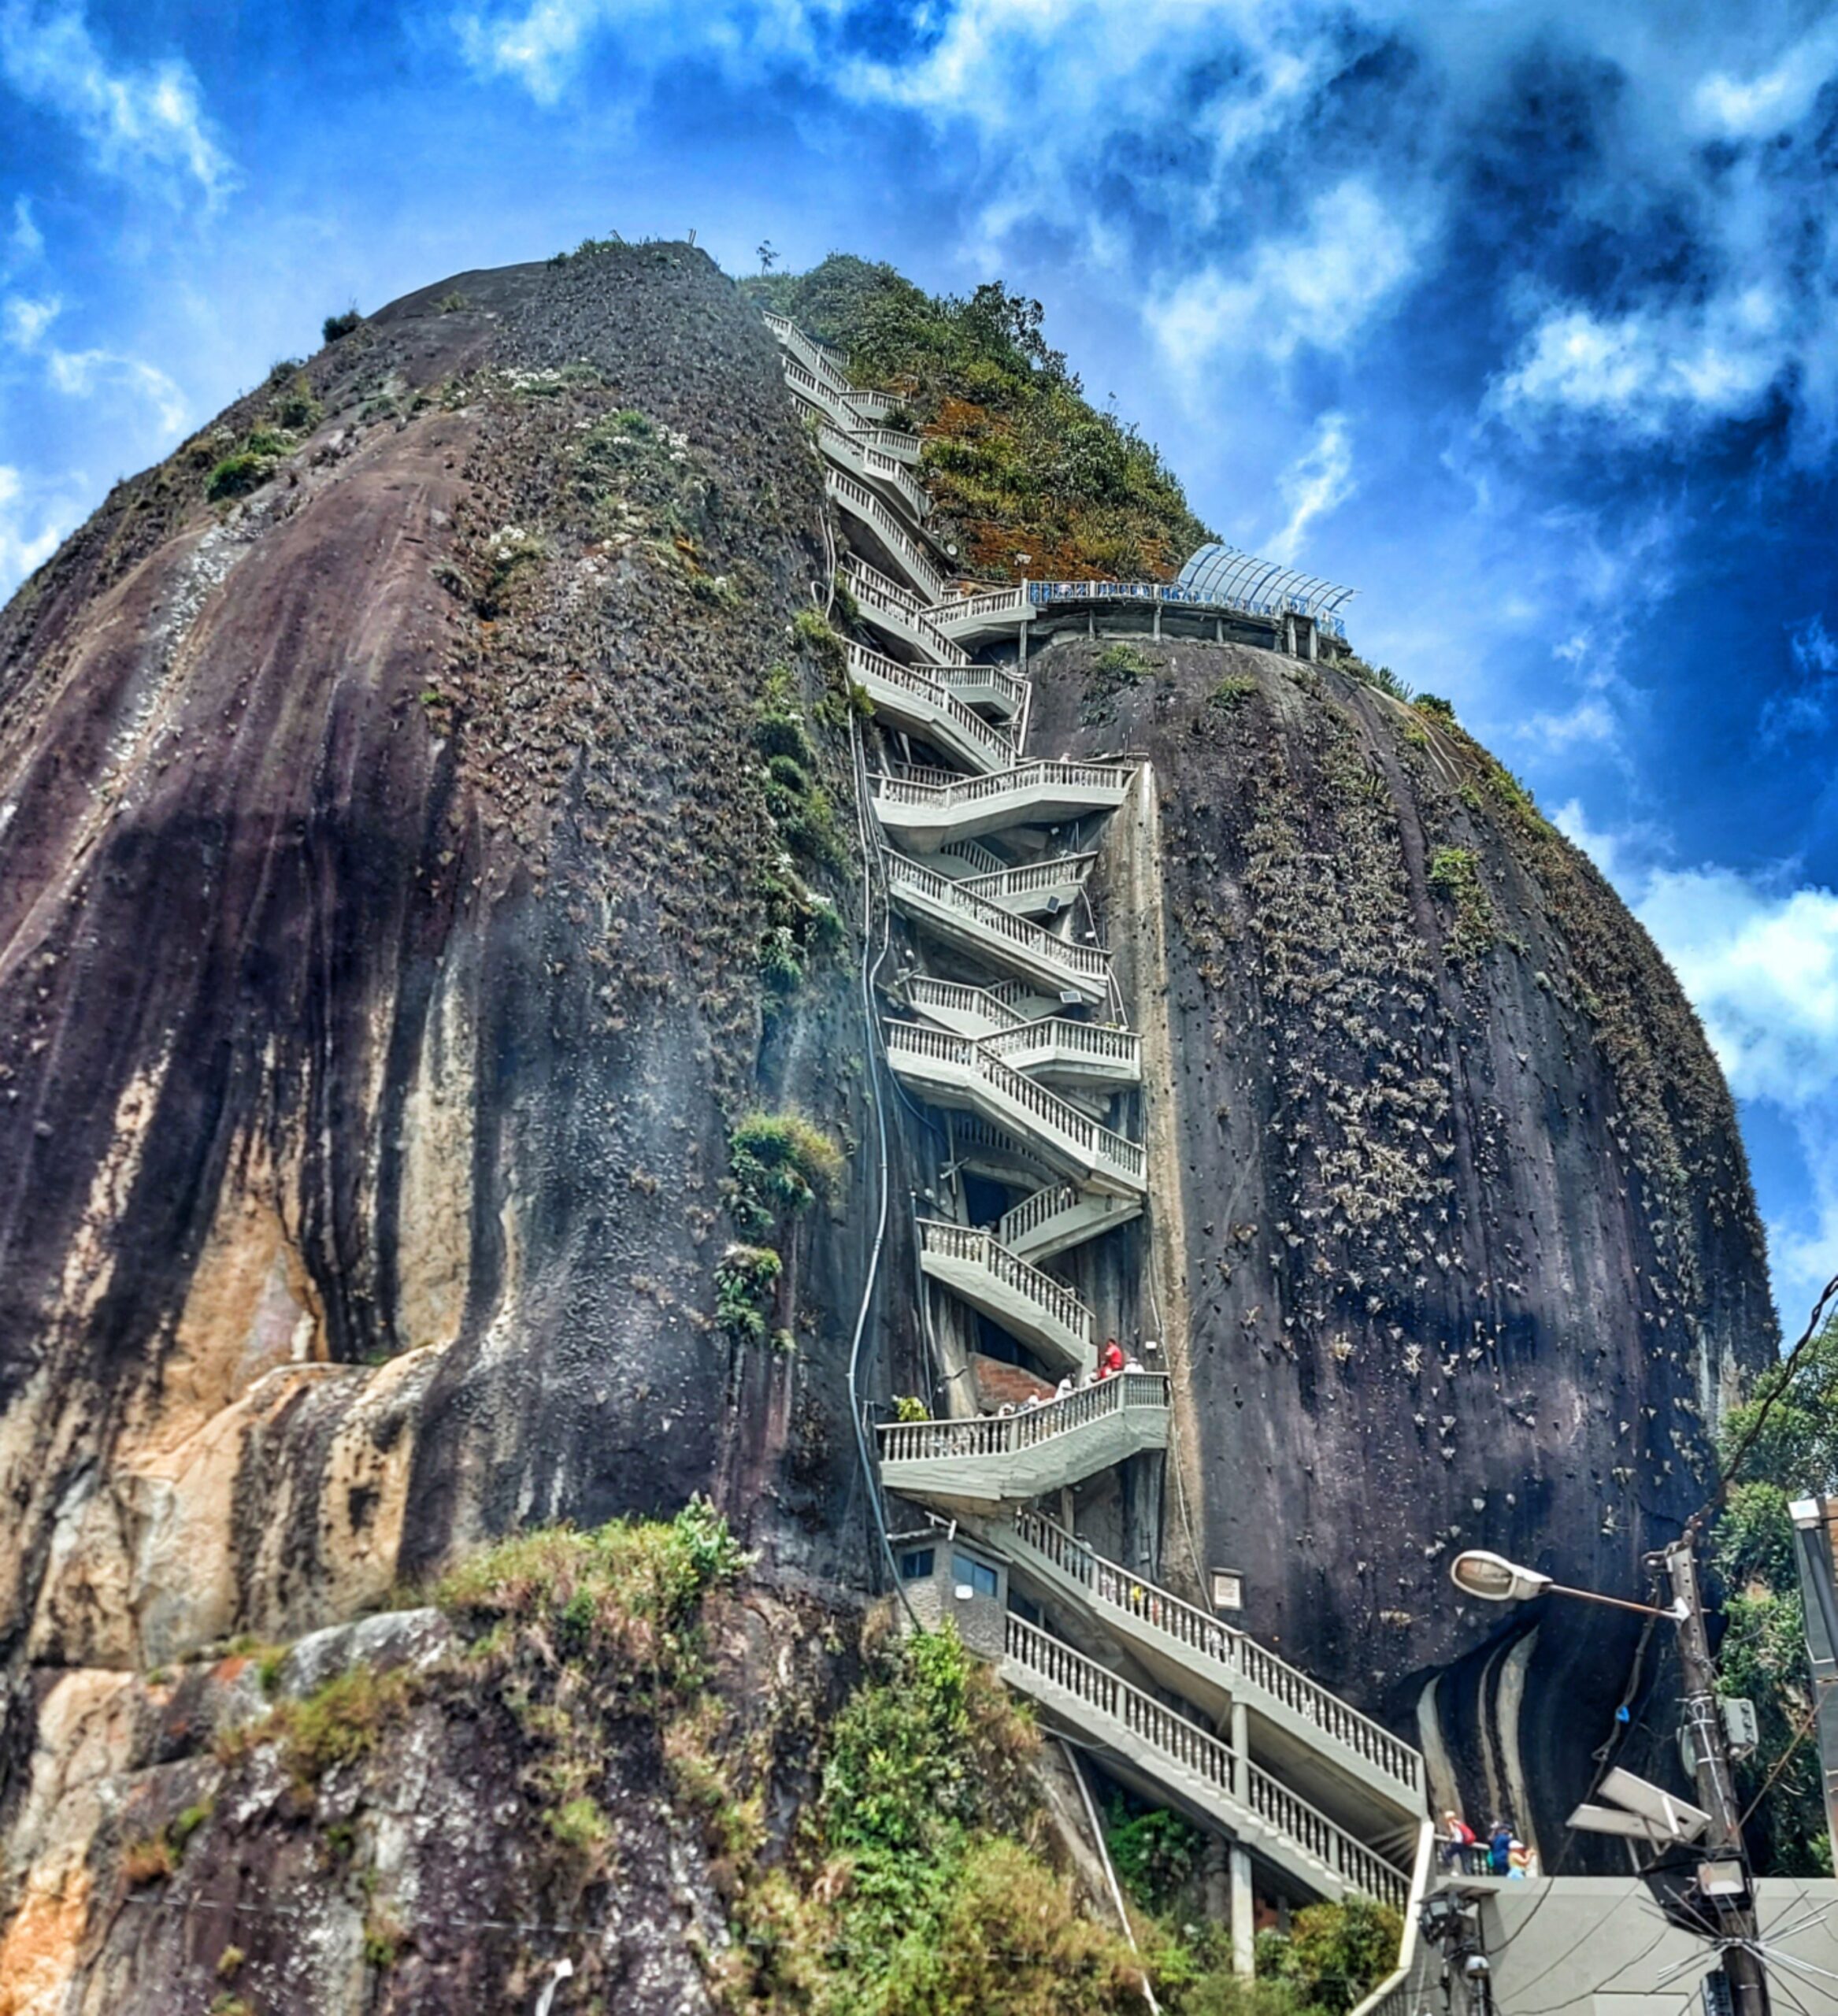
[1098,1337,1126,1379]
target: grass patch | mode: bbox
[274,1666,417,1792]
[725,1111,843,1236]
[744,256,1210,580]
[1210,672,1258,712]
[1427,844,1495,963]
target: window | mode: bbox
[899,1549,935,1582]
[1211,1569,1244,1612]
[952,1552,999,1599]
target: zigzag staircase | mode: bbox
[766,310,1431,1963]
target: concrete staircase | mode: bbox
[765,307,1425,1944]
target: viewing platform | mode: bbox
[917,1218,1095,1376]
[847,643,1016,775]
[877,1373,1169,1506]
[884,1021,1147,1195]
[998,1512,1425,1846]
[996,1182,1144,1264]
[1001,1616,1410,1911]
[869,758,1134,852]
[882,854,1114,1006]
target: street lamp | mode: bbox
[1446,1545,1767,2016]
[1449,1549,1687,1619]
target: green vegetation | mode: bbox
[1426,844,1495,964]
[720,1625,1140,2014]
[274,1665,418,1792]
[1712,1314,1838,1873]
[744,255,1210,580]
[750,660,850,998]
[1258,1899,1404,2015]
[1343,658,1414,702]
[322,306,361,343]
[725,1110,842,1238]
[1414,693,1455,721]
[120,1796,215,1885]
[1106,1796,1205,1913]
[1210,673,1258,712]
[716,1243,784,1345]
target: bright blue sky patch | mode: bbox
[3,0,1837,1324]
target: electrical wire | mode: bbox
[1703,1269,1838,1518]
[1737,1703,1820,1828]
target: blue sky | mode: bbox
[4,0,1838,1327]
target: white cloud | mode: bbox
[1690,17,1838,139]
[43,344,185,433]
[0,1,235,200]
[0,463,66,595]
[3,290,60,346]
[9,195,42,260]
[1492,290,1790,439]
[1758,614,1838,746]
[1636,869,1838,1111]
[1268,410,1353,563]
[1151,180,1430,383]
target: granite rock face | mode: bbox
[0,246,1779,1999]
[1028,632,1775,1848]
[0,245,879,1681]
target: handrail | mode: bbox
[917,1218,1093,1347]
[1002,1615,1408,1908]
[1009,1513,1425,1797]
[764,312,854,400]
[852,424,922,462]
[959,852,1099,906]
[843,387,898,423]
[883,1019,1146,1183]
[869,758,1134,813]
[907,976,1028,1032]
[828,469,949,602]
[818,424,932,525]
[981,1018,1143,1073]
[936,584,1032,628]
[939,839,1011,877]
[947,1113,1054,1177]
[881,858,1112,980]
[839,556,969,666]
[998,1183,1084,1247]
[847,643,1014,772]
[932,662,1028,713]
[877,1372,1169,1464]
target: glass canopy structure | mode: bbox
[1176,543,1357,624]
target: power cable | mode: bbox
[1703,1269,1838,1520]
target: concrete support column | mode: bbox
[1304,617,1317,662]
[1230,1699,1249,1796]
[1153,602,1162,640]
[1230,1844,1255,1977]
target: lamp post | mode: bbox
[1448,1542,1769,2016]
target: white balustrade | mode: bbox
[917,1218,1094,1348]
[959,852,1099,907]
[1002,1615,1409,1909]
[881,858,1112,980]
[827,469,950,602]
[877,1372,1169,1466]
[840,556,969,665]
[981,1018,1142,1076]
[847,643,1014,773]
[907,976,1028,1032]
[1009,1513,1425,1799]
[882,1017,1146,1185]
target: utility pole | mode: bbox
[1658,1537,1771,2016]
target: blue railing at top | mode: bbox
[1026,579,1349,640]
